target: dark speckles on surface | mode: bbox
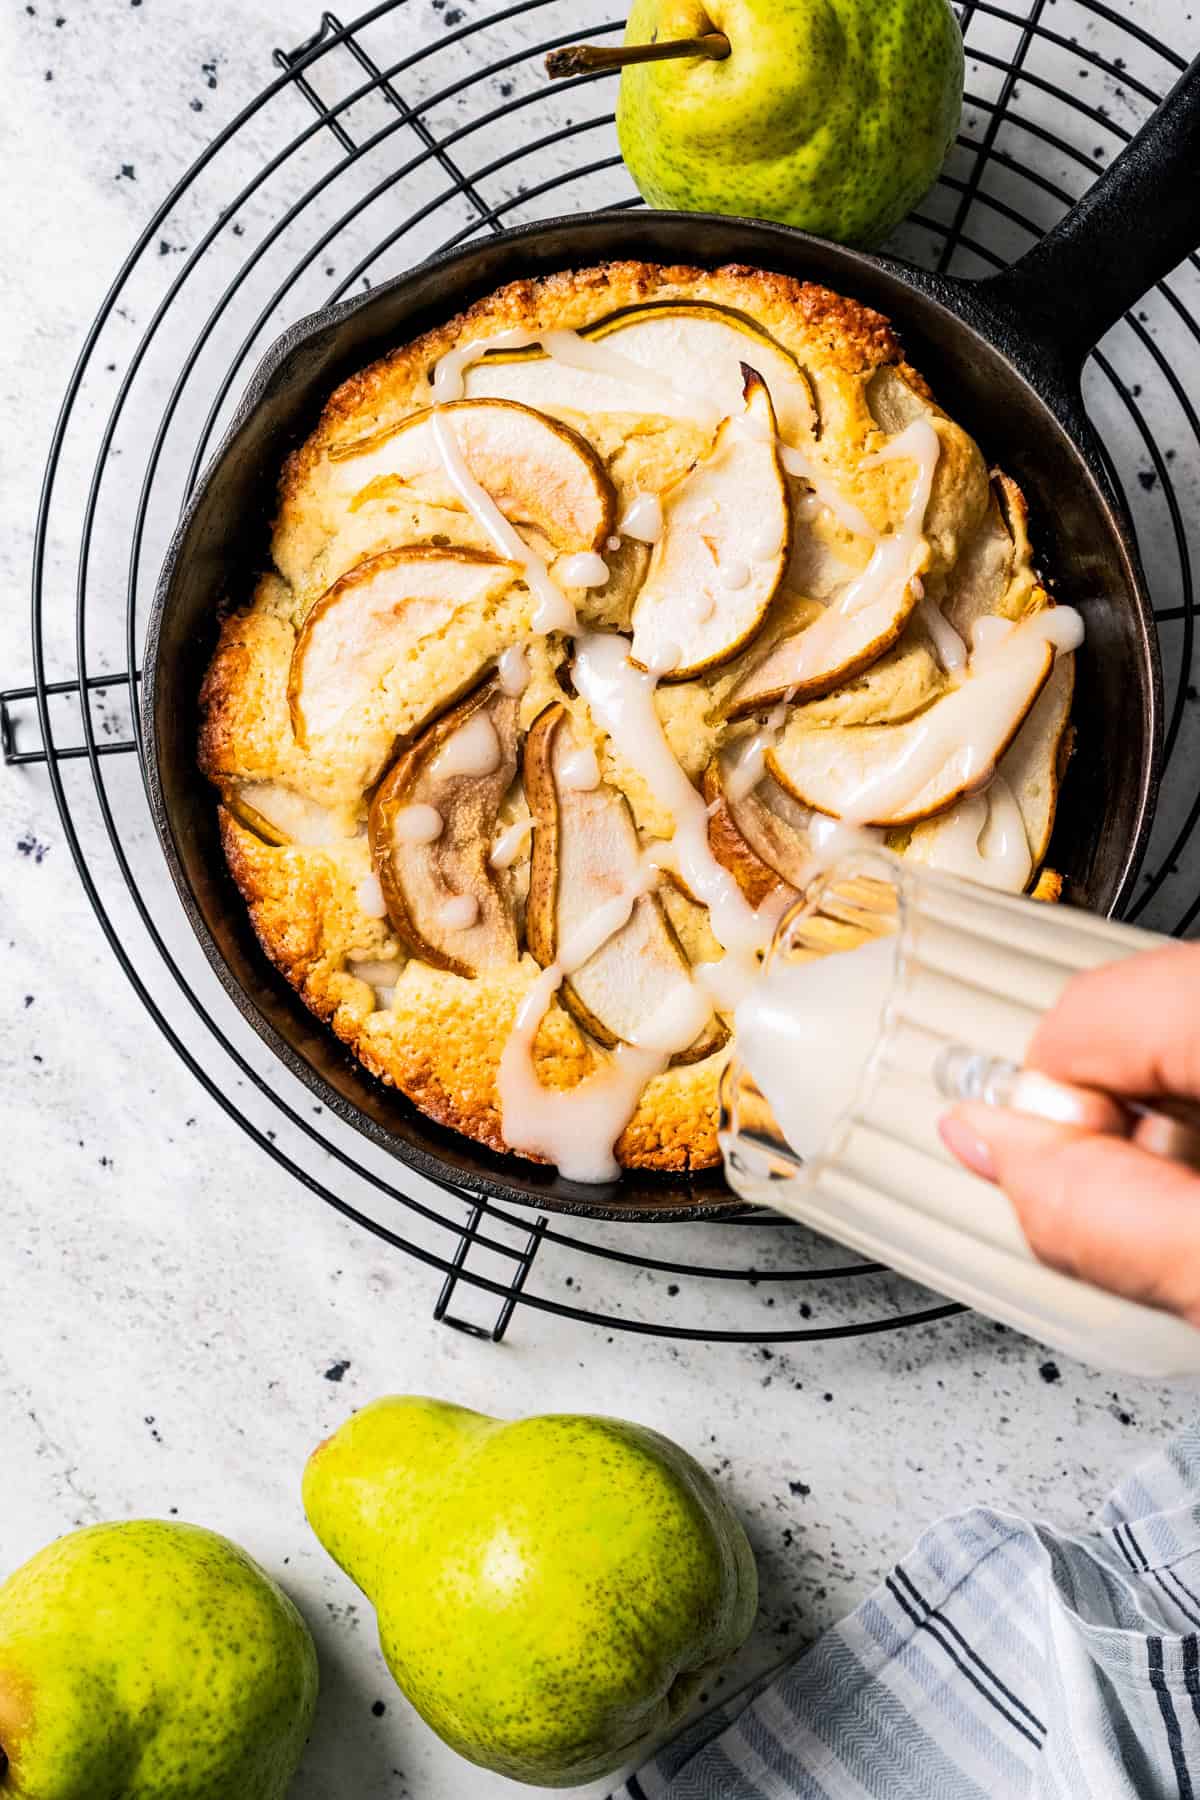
[17,832,50,863]
[789,1479,811,1498]
[117,162,136,180]
[324,1360,351,1383]
[372,1700,387,1717]
[1039,1360,1062,1384]
[1137,469,1158,491]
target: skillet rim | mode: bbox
[142,208,1163,1224]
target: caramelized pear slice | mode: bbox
[369,679,519,978]
[630,368,790,681]
[328,399,615,552]
[703,758,812,907]
[525,704,726,1064]
[289,546,519,771]
[464,301,817,441]
[768,630,1056,828]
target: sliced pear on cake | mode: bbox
[327,399,615,552]
[629,369,789,681]
[726,569,922,716]
[768,624,1057,827]
[289,546,521,781]
[703,757,813,908]
[998,651,1074,866]
[899,649,1074,888]
[464,301,817,442]
[223,783,346,848]
[524,704,726,1064]
[368,678,520,978]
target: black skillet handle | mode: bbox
[977,53,1200,372]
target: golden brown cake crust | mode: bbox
[199,258,1063,1178]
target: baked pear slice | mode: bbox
[998,651,1074,867]
[725,570,922,716]
[327,399,615,553]
[768,624,1057,828]
[464,301,817,442]
[703,758,813,909]
[289,546,520,777]
[901,650,1076,886]
[524,704,727,1064]
[223,782,347,848]
[726,417,942,718]
[629,368,790,681]
[368,678,520,978]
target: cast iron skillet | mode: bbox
[145,56,1200,1221]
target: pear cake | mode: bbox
[198,259,1079,1183]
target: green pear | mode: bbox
[0,1520,318,1799]
[303,1397,757,1786]
[616,0,964,247]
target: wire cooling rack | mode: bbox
[5,0,1199,1344]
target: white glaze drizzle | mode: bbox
[557,551,610,589]
[572,633,775,963]
[835,606,1084,827]
[618,493,665,544]
[606,534,623,552]
[436,893,481,931]
[489,817,533,869]
[641,638,682,676]
[777,440,877,539]
[431,326,541,403]
[355,871,389,918]
[919,594,968,673]
[429,410,575,634]
[751,521,785,561]
[496,861,712,1183]
[432,710,502,779]
[775,418,941,691]
[725,704,790,804]
[557,744,601,791]
[496,643,531,696]
[916,776,1032,891]
[391,803,444,843]
[539,328,722,429]
[721,558,752,591]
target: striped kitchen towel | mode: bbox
[612,1422,1200,1799]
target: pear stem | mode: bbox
[545,34,731,80]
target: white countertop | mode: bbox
[3,2,1199,1795]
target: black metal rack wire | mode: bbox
[5,0,1199,1344]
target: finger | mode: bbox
[1027,943,1200,1101]
[941,1101,1200,1326]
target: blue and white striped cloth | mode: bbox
[612,1424,1200,1799]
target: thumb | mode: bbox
[941,1102,1200,1327]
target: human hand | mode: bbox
[939,942,1200,1326]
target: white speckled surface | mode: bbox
[3,2,1199,1795]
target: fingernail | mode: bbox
[939,1112,997,1181]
